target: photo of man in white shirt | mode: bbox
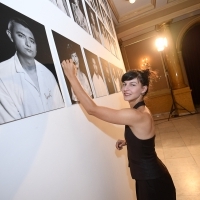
[84,49,107,98]
[0,17,64,124]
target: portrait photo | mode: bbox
[108,33,116,56]
[69,0,90,34]
[100,4,108,29]
[52,31,93,104]
[49,0,70,16]
[94,0,103,21]
[84,49,108,97]
[101,0,110,17]
[86,0,103,21]
[99,20,109,50]
[107,16,114,37]
[85,2,101,44]
[0,3,64,125]
[112,37,119,59]
[99,58,115,94]
[109,63,122,92]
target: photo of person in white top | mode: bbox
[66,44,93,102]
[100,57,115,94]
[52,31,93,104]
[110,64,121,92]
[84,49,107,97]
[0,17,64,124]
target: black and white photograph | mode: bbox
[99,58,115,94]
[85,2,101,43]
[94,0,103,21]
[101,0,110,17]
[109,63,121,92]
[107,16,114,36]
[86,0,103,21]
[100,4,108,29]
[116,67,124,88]
[49,0,70,16]
[112,37,119,59]
[99,20,109,50]
[86,0,96,11]
[69,0,90,34]
[108,33,116,56]
[52,31,93,104]
[0,3,65,125]
[84,49,108,97]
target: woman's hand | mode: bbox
[61,59,76,81]
[116,139,127,150]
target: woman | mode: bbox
[61,59,176,200]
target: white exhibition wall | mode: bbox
[0,0,136,199]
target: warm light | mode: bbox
[155,37,168,51]
[129,0,136,3]
[142,58,150,67]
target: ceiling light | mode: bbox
[129,0,136,3]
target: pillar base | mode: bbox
[172,87,196,115]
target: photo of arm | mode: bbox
[52,31,93,104]
[0,4,64,124]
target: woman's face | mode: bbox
[121,78,146,102]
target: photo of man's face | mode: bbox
[8,22,37,59]
[0,3,64,124]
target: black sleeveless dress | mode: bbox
[125,101,176,200]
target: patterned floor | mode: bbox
[154,112,200,200]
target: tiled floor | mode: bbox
[154,112,200,200]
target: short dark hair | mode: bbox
[121,69,156,96]
[8,17,32,33]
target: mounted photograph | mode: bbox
[0,3,64,125]
[52,31,93,104]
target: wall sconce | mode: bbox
[155,37,168,51]
[142,58,150,67]
[129,0,136,3]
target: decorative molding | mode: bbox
[176,15,200,51]
[119,2,154,23]
[116,0,190,28]
[116,1,200,40]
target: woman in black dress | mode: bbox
[61,59,176,200]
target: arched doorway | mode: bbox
[182,23,200,106]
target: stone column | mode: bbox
[159,23,186,89]
[156,23,195,115]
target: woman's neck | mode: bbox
[129,97,144,108]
